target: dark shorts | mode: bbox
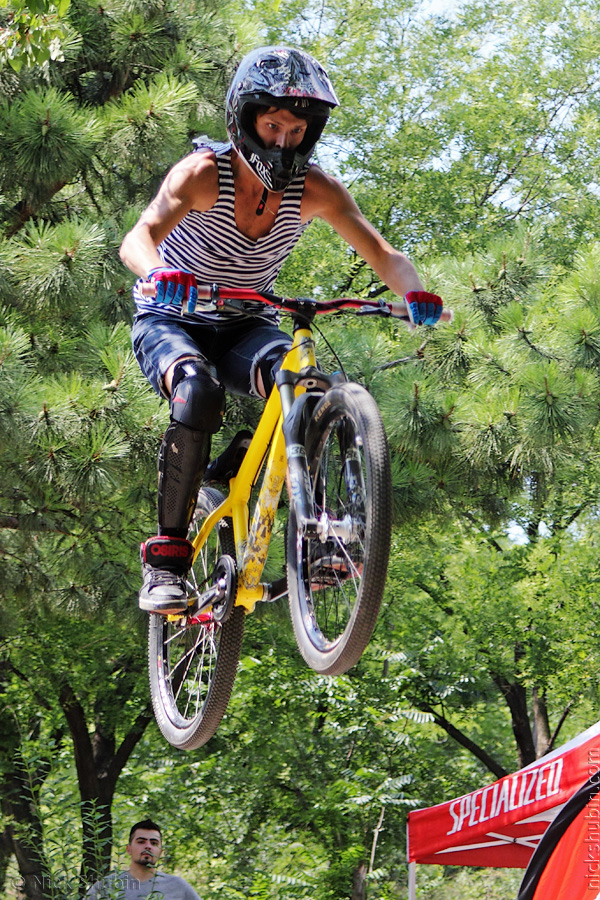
[131,312,293,399]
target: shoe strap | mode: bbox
[142,536,194,572]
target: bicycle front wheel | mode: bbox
[287,383,392,675]
[148,487,244,750]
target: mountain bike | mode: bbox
[146,285,450,750]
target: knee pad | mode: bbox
[250,339,292,398]
[170,358,226,434]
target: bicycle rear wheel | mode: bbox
[148,487,244,750]
[287,382,392,675]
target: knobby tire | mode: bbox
[287,382,392,675]
[148,487,244,750]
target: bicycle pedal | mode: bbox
[204,429,253,484]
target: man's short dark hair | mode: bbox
[128,820,162,844]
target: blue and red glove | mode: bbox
[405,291,443,326]
[148,267,198,314]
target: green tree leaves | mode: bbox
[0,0,71,71]
[0,89,102,204]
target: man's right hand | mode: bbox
[148,267,198,312]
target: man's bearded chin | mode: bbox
[139,853,157,868]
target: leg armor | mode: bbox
[158,358,226,538]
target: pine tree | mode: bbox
[0,0,241,893]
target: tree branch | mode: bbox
[106,707,152,791]
[421,703,508,778]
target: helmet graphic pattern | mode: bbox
[236,47,338,104]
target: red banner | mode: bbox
[408,722,600,868]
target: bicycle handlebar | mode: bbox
[137,281,453,324]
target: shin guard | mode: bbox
[157,422,211,537]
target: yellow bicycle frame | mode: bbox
[191,325,317,613]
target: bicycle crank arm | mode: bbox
[189,554,238,622]
[191,577,229,614]
[264,576,289,603]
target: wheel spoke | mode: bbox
[306,422,367,640]
[148,486,244,750]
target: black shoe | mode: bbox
[204,430,253,484]
[139,536,194,614]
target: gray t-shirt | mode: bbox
[86,871,201,900]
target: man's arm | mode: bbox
[302,166,426,297]
[119,152,219,280]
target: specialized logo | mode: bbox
[446,757,564,835]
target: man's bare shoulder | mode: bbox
[163,150,220,212]
[302,165,355,222]
[175,148,218,176]
[304,164,340,197]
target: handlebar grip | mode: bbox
[387,299,453,323]
[137,281,214,300]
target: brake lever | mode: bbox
[356,300,391,317]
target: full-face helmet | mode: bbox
[226,46,339,192]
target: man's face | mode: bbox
[254,107,308,151]
[127,829,162,868]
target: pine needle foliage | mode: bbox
[0,0,239,891]
[0,87,103,206]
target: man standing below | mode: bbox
[86,820,200,899]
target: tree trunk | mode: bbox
[0,679,151,898]
[351,863,367,900]
[0,828,12,896]
[58,681,151,889]
[532,687,551,757]
[1,768,50,900]
[492,669,536,767]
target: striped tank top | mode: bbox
[133,143,311,324]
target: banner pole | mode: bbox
[408,861,416,900]
[407,818,416,900]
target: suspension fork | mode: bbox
[277,364,346,536]
[231,329,345,603]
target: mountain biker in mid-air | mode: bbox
[119,45,444,616]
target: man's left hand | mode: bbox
[405,291,443,326]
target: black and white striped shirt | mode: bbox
[133,143,311,324]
